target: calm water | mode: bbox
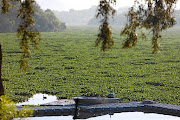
[16,93,58,106]
[14,112,180,120]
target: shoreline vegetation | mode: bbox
[1,25,179,105]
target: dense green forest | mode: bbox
[0,2,66,33]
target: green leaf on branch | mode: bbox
[96,0,116,51]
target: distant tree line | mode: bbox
[53,6,129,25]
[88,13,126,26]
[53,4,180,27]
[54,6,97,25]
[89,9,180,26]
[173,10,180,26]
[0,2,66,33]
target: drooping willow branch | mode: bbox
[17,0,41,70]
[120,7,139,48]
[96,0,116,51]
[121,0,177,53]
[96,0,177,53]
[2,0,41,70]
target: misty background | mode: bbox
[36,0,180,26]
[1,0,180,33]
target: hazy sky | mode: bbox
[36,0,133,11]
[36,0,180,12]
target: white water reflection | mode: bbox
[19,112,180,120]
[88,112,180,120]
[16,93,58,106]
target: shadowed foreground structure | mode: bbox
[17,100,180,119]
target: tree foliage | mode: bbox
[0,95,33,120]
[0,2,66,33]
[96,0,116,51]
[96,0,177,53]
[1,0,40,70]
[121,0,177,53]
[44,9,66,32]
[17,0,41,70]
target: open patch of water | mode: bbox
[16,93,58,106]
[14,112,180,120]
